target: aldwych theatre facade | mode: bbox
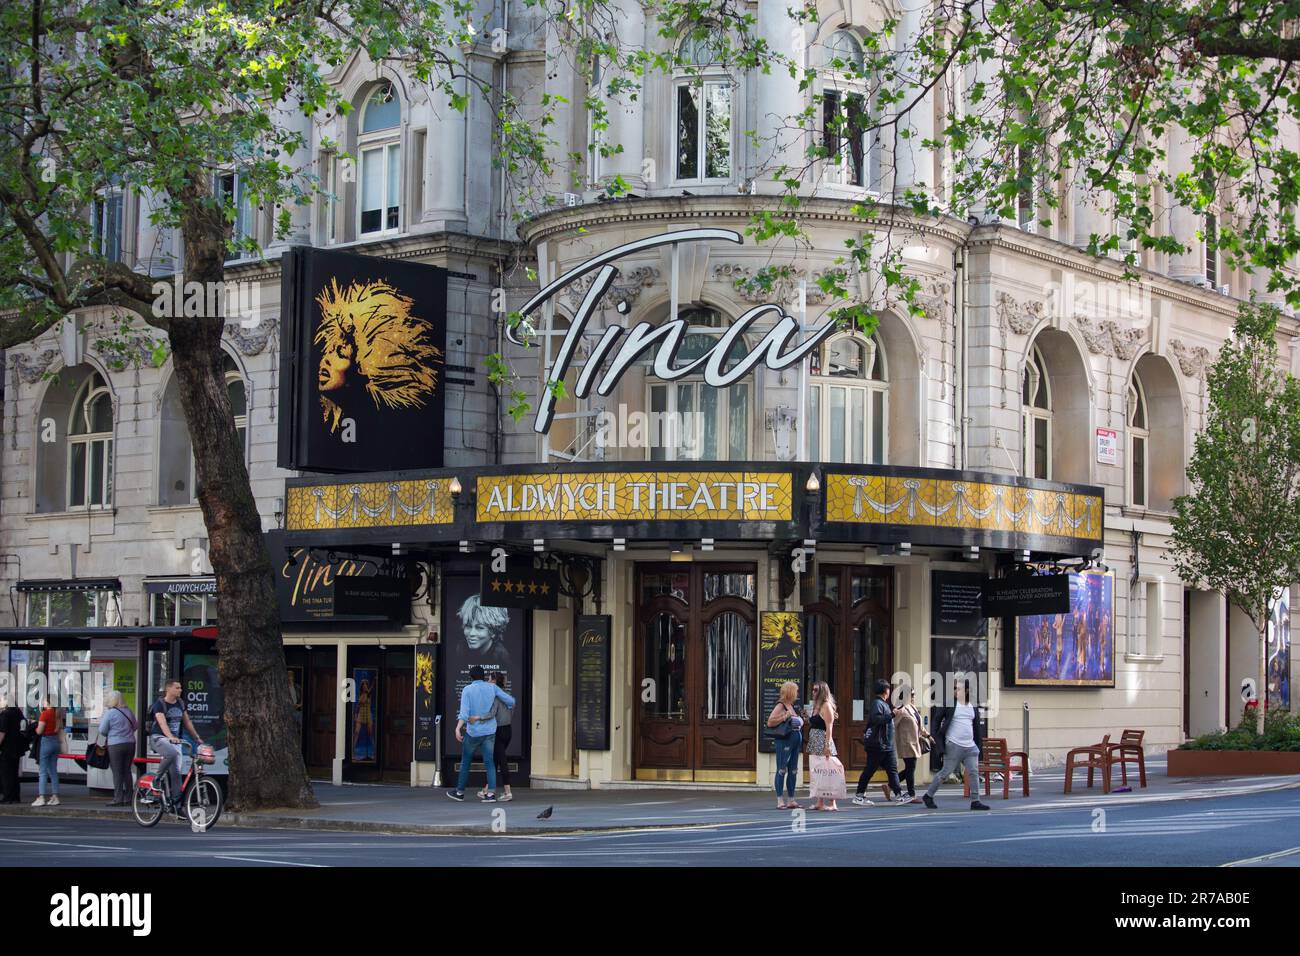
[1,3,1296,791]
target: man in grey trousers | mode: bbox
[922,678,991,811]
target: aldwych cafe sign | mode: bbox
[507,228,843,435]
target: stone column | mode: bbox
[753,1,806,195]
[1166,131,1203,282]
[600,0,647,192]
[425,71,469,225]
[892,0,936,200]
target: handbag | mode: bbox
[87,737,111,770]
[809,754,847,799]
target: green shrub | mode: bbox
[1179,710,1300,751]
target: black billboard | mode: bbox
[278,246,448,473]
[982,573,1071,618]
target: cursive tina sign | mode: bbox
[508,228,840,435]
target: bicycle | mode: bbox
[133,739,223,831]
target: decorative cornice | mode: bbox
[909,273,951,321]
[1074,315,1147,359]
[564,266,660,312]
[12,348,59,384]
[223,317,279,356]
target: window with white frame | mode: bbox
[158,354,246,506]
[216,169,256,256]
[68,372,113,508]
[647,307,749,461]
[90,188,124,262]
[358,82,401,235]
[1128,372,1149,508]
[809,333,888,464]
[150,590,218,626]
[674,34,732,182]
[1022,345,1051,479]
[1015,143,1037,231]
[1204,212,1218,286]
[26,588,121,627]
[820,30,879,191]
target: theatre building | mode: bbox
[2,2,1296,791]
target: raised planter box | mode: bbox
[1167,749,1300,776]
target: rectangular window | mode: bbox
[1205,213,1218,285]
[1033,417,1049,479]
[823,91,866,187]
[70,437,112,508]
[92,192,124,262]
[675,81,731,181]
[1144,580,1163,657]
[411,130,426,218]
[360,142,401,234]
[809,385,820,461]
[1016,145,1035,231]
[1131,435,1147,507]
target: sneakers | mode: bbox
[31,796,46,808]
[499,792,513,803]
[480,792,497,803]
[46,796,60,807]
[922,794,937,809]
[895,793,912,804]
[445,790,466,802]
[851,794,874,807]
[970,800,991,811]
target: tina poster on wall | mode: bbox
[351,667,378,763]
[1010,571,1115,687]
[1268,588,1291,711]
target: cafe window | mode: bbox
[150,591,218,626]
[68,372,114,508]
[359,81,402,235]
[25,588,122,627]
[809,333,888,464]
[674,32,733,182]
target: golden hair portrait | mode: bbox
[314,277,445,434]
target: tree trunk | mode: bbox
[170,188,316,810]
[1257,614,1268,736]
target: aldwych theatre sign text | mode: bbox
[507,228,841,435]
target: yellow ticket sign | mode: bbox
[477,471,793,523]
[823,473,1102,541]
[286,478,455,531]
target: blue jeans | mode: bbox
[38,735,60,796]
[774,731,803,798]
[455,733,497,794]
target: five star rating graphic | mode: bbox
[480,561,560,610]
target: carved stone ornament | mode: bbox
[995,292,1044,336]
[91,335,160,369]
[224,316,280,356]
[12,348,60,384]
[909,274,951,321]
[711,263,831,306]
[1075,315,1146,359]
[1169,338,1213,377]
[563,266,660,313]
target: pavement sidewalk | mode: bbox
[3,757,1297,835]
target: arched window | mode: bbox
[820,30,879,190]
[1128,373,1149,507]
[1022,345,1052,479]
[674,31,733,183]
[359,82,402,235]
[158,355,247,506]
[647,307,750,461]
[809,333,888,463]
[68,372,113,508]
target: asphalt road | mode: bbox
[2,788,1298,867]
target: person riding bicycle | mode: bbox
[149,680,203,812]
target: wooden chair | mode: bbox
[1064,733,1112,794]
[1107,729,1147,788]
[963,738,1030,799]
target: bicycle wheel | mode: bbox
[132,782,164,828]
[185,777,222,831]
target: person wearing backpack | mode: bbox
[32,694,65,807]
[97,691,138,807]
[0,693,26,804]
[853,679,903,806]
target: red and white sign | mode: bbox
[1095,428,1119,465]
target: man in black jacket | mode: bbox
[853,679,904,806]
[923,678,991,811]
[0,694,25,804]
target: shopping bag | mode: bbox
[808,754,847,799]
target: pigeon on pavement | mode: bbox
[536,806,553,820]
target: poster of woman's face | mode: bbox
[442,575,524,758]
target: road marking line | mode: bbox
[1221,845,1300,867]
[211,855,327,867]
[0,837,128,850]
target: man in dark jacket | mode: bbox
[923,678,990,810]
[0,694,26,804]
[853,679,904,806]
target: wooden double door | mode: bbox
[634,563,758,781]
[803,565,893,774]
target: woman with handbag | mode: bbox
[807,681,843,812]
[893,686,932,804]
[96,691,138,807]
[766,681,804,809]
[32,695,65,808]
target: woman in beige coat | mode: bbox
[893,687,932,804]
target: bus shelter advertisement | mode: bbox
[183,654,228,775]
